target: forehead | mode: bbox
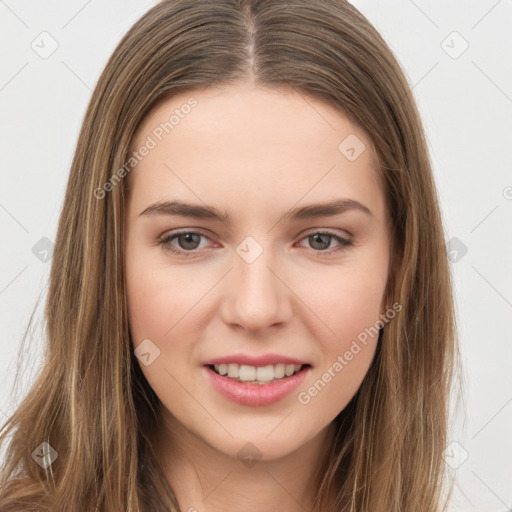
[126,83,385,221]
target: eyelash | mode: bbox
[158,229,353,257]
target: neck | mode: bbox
[151,406,335,512]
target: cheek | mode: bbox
[296,279,383,423]
[294,253,387,414]
[304,257,388,345]
[125,249,204,343]
[125,252,204,405]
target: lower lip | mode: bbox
[203,365,310,406]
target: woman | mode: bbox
[0,1,460,510]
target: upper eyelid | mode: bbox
[160,228,214,243]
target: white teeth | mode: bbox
[256,365,274,382]
[285,364,296,377]
[274,363,285,379]
[239,365,256,381]
[212,363,304,383]
[227,364,239,378]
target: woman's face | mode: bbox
[125,83,391,461]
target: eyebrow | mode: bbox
[138,198,373,222]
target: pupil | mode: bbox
[310,233,329,250]
[180,233,200,250]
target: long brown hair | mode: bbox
[0,1,461,510]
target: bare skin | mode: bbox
[124,82,391,511]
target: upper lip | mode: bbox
[203,354,310,367]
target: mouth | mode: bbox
[206,363,311,385]
[203,362,312,406]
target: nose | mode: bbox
[220,249,293,333]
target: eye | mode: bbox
[297,231,353,255]
[159,230,213,257]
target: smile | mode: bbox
[204,364,311,406]
[210,363,306,383]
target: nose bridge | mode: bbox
[224,236,291,331]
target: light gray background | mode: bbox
[1,1,511,510]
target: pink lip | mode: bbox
[203,365,310,406]
[203,354,309,366]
